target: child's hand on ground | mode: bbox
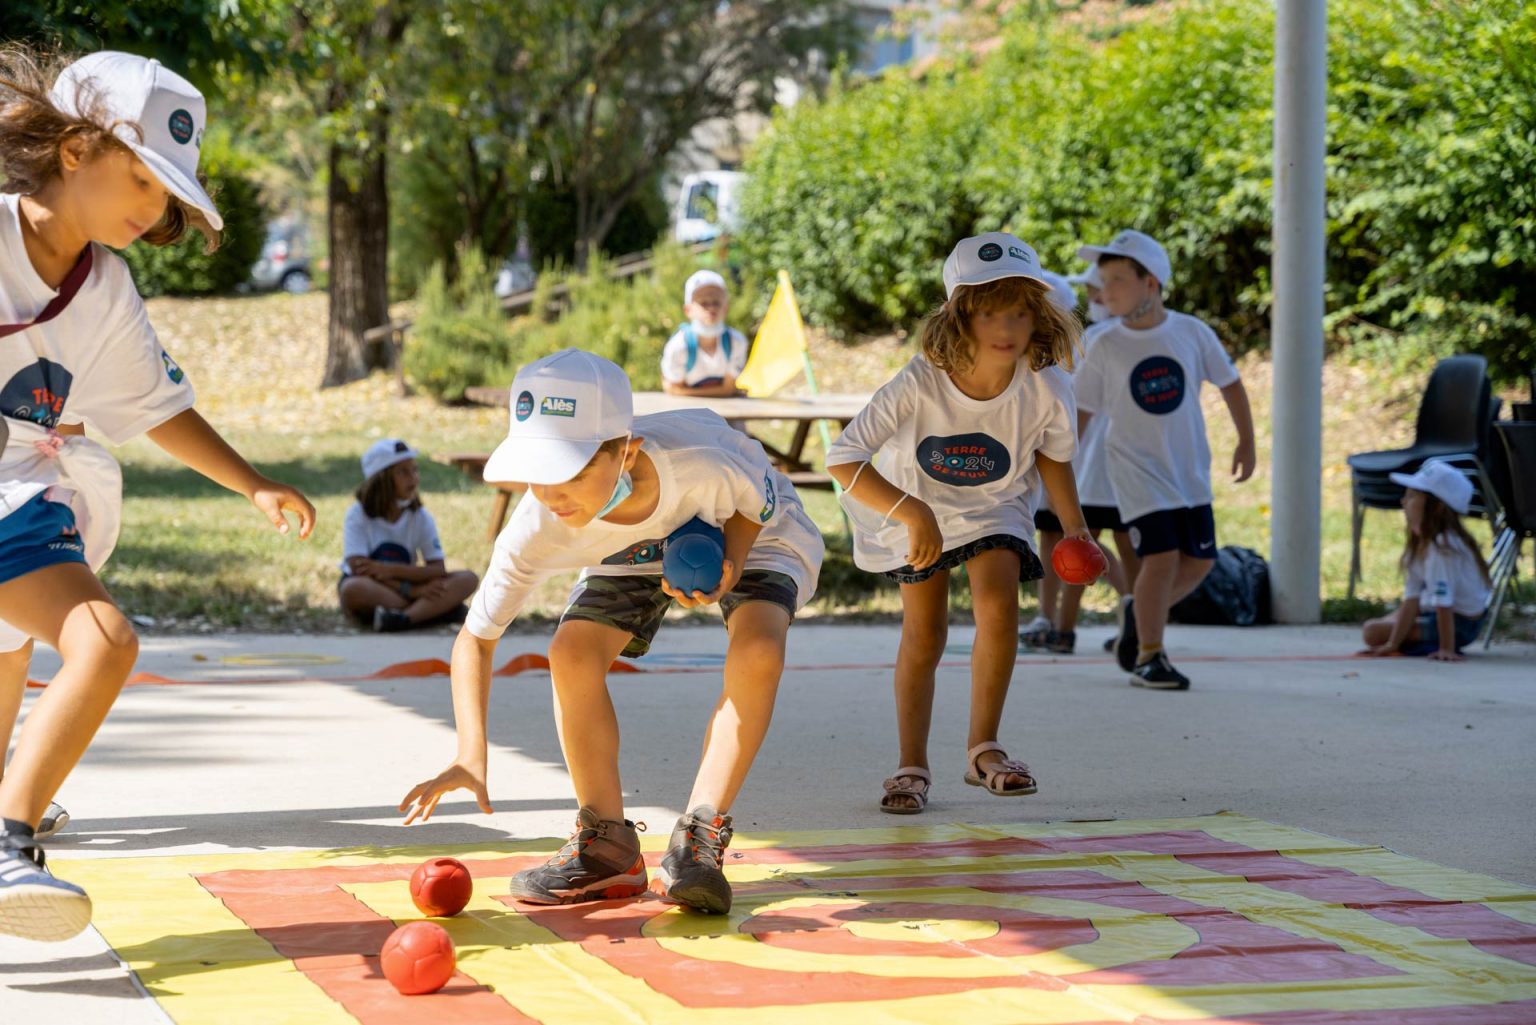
[250,479,315,539]
[901,501,943,570]
[1232,440,1257,483]
[1362,643,1400,658]
[662,558,738,608]
[1428,649,1464,663]
[399,762,493,824]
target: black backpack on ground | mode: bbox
[1169,545,1273,626]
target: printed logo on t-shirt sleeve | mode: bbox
[161,350,185,384]
[918,433,1012,486]
[759,472,777,522]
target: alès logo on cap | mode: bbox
[540,396,577,417]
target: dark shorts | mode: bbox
[1036,506,1125,534]
[1402,611,1486,656]
[882,533,1045,586]
[1126,505,1217,558]
[0,492,87,586]
[561,570,799,658]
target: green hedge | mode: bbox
[737,0,1535,380]
[403,246,513,402]
[122,134,268,297]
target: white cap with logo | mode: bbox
[1076,229,1171,289]
[361,438,419,480]
[50,51,224,231]
[484,349,634,485]
[1390,458,1474,515]
[684,270,728,305]
[1037,269,1079,315]
[1066,261,1104,290]
[942,232,1046,300]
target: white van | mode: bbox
[673,170,745,243]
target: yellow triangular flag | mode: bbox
[738,271,808,397]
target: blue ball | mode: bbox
[663,532,724,595]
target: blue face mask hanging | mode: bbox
[595,435,634,518]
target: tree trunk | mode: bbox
[322,121,392,388]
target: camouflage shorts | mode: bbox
[561,570,799,658]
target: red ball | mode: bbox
[410,858,473,917]
[380,920,456,995]
[1052,537,1108,585]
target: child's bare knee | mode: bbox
[547,623,617,677]
[63,607,137,672]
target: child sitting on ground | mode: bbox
[339,438,479,632]
[660,270,750,397]
[1361,459,1490,660]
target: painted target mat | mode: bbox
[54,813,1536,1024]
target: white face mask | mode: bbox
[396,497,416,509]
[1087,300,1111,324]
[688,319,725,339]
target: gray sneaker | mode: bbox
[0,824,92,942]
[35,802,69,841]
[508,807,647,905]
[651,805,735,915]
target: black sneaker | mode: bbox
[1130,652,1191,690]
[373,607,413,633]
[1102,634,1117,652]
[508,807,647,905]
[0,822,92,941]
[1114,596,1139,671]
[35,802,69,841]
[651,805,735,915]
[1044,629,1076,654]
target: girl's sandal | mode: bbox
[963,741,1038,796]
[879,766,933,815]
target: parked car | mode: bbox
[672,170,744,243]
[248,221,313,293]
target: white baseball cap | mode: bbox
[1390,458,1473,515]
[1037,269,1079,315]
[684,270,728,305]
[1066,262,1104,290]
[361,438,419,480]
[942,232,1046,299]
[1076,230,1171,289]
[50,51,224,231]
[484,349,634,485]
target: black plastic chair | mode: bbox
[1482,420,1536,645]
[1347,355,1495,597]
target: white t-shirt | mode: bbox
[466,409,824,640]
[0,192,194,521]
[1405,532,1490,618]
[339,503,446,574]
[826,355,1076,573]
[1073,310,1240,523]
[1073,320,1119,508]
[660,327,750,387]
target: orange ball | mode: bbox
[380,920,456,995]
[1052,537,1108,585]
[410,857,473,917]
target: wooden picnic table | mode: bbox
[448,388,870,538]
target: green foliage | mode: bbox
[121,133,269,297]
[403,246,513,402]
[507,242,767,388]
[738,0,1535,379]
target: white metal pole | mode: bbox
[1270,0,1327,623]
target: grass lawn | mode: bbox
[97,292,1525,637]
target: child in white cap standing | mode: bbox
[0,49,314,941]
[660,270,750,397]
[400,349,823,915]
[339,438,480,632]
[1073,229,1256,690]
[827,232,1087,814]
[1361,459,1490,660]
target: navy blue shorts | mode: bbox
[1126,505,1216,558]
[1036,505,1125,534]
[0,492,87,586]
[1402,611,1485,656]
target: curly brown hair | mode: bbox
[0,45,219,251]
[919,275,1081,375]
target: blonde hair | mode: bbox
[919,276,1080,374]
[0,44,219,251]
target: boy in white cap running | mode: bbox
[660,270,750,397]
[0,49,314,941]
[400,349,823,915]
[1073,230,1255,690]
